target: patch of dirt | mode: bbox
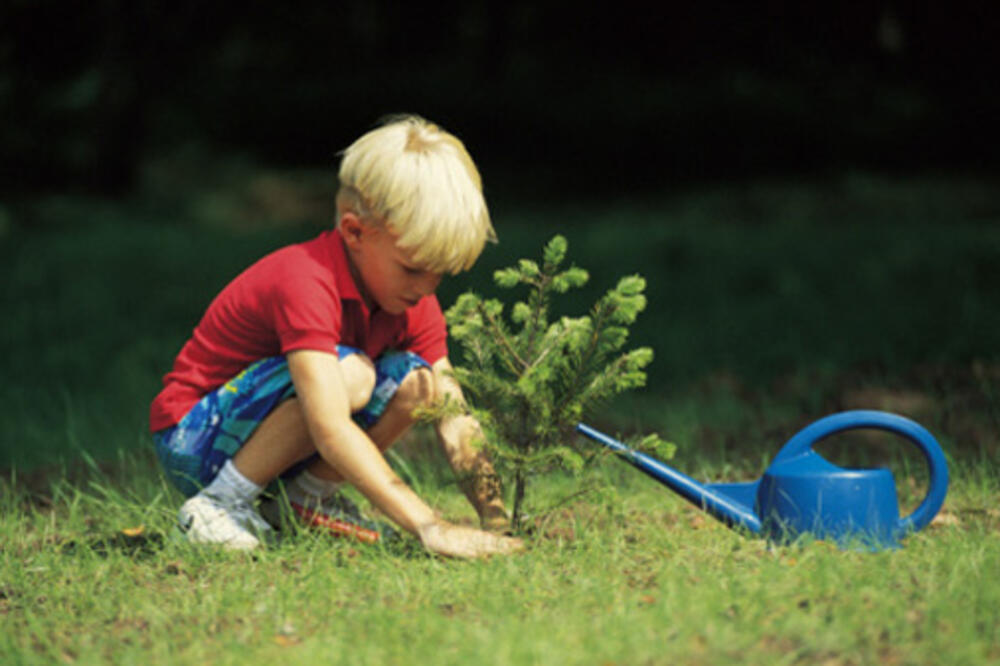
[839,387,935,419]
[709,361,1000,468]
[193,170,334,232]
[833,361,1000,456]
[929,511,961,528]
[527,507,577,541]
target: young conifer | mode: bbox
[435,235,672,530]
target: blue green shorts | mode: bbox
[153,347,429,497]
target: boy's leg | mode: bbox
[304,363,435,481]
[160,351,375,549]
[230,353,376,485]
[267,352,433,541]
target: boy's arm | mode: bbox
[432,357,510,531]
[287,350,520,557]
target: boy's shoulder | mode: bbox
[261,230,337,269]
[216,231,346,312]
[249,231,342,285]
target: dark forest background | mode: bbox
[2,2,1000,472]
[2,2,998,200]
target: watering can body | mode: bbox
[577,410,949,549]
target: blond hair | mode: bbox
[336,115,496,275]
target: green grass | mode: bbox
[3,172,1000,471]
[1,169,1000,663]
[1,449,998,665]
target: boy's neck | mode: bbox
[341,239,377,312]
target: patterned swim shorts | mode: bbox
[152,347,429,497]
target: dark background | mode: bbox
[2,1,998,200]
[2,2,1000,473]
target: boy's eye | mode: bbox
[402,265,424,276]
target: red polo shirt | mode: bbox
[149,229,448,432]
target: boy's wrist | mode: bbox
[415,519,443,545]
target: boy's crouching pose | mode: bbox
[149,115,522,558]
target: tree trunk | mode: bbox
[512,469,527,532]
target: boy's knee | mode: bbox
[392,366,435,417]
[340,353,376,412]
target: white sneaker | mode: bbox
[177,493,273,551]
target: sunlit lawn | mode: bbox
[1,169,999,663]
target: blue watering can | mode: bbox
[577,410,949,549]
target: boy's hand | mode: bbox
[418,520,523,559]
[478,502,512,533]
[432,358,515,528]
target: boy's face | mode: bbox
[340,214,443,314]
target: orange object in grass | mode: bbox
[289,502,380,544]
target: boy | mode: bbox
[150,115,522,558]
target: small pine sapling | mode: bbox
[435,235,674,530]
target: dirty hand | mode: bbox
[417,520,523,559]
[477,503,512,533]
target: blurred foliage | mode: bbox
[1,2,998,199]
[1,171,999,472]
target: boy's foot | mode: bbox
[261,493,400,544]
[177,493,273,551]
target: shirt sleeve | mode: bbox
[401,296,448,364]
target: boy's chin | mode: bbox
[380,299,415,315]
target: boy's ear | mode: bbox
[339,212,365,249]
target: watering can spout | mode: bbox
[575,424,762,534]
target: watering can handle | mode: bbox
[772,410,949,533]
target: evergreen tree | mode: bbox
[431,235,673,529]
